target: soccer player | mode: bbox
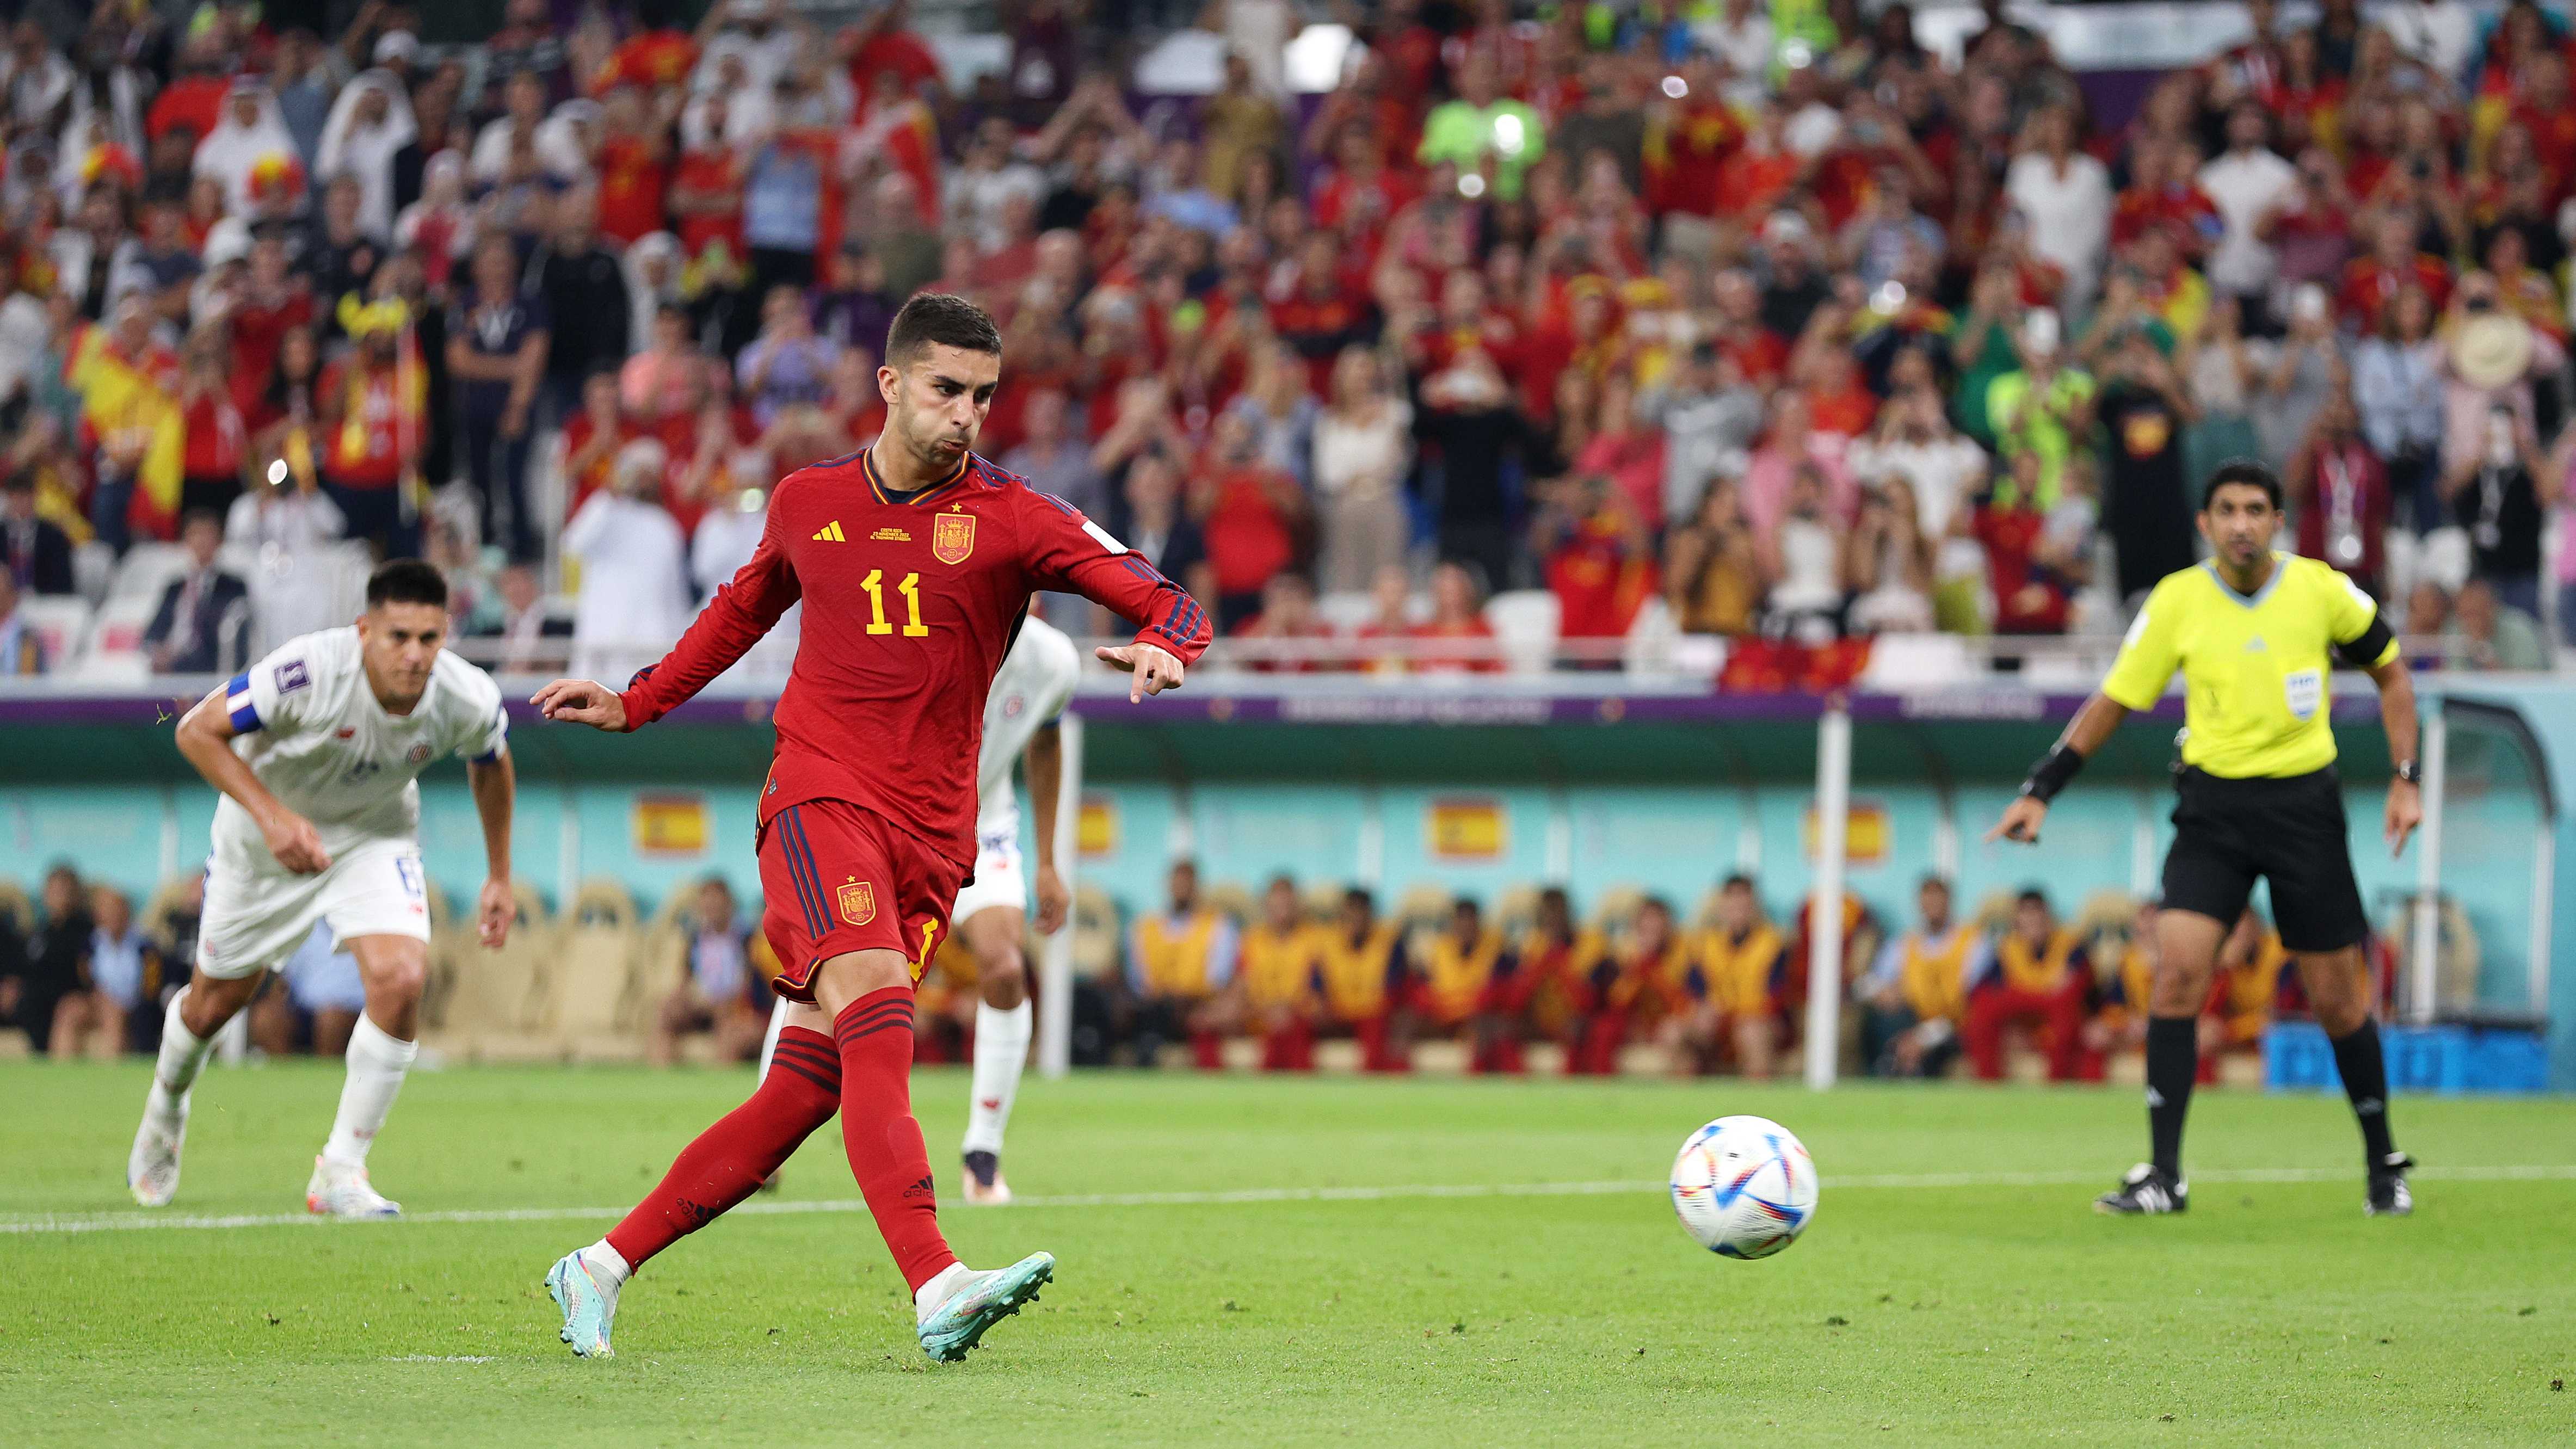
[1314,886,1406,1072]
[126,561,517,1216]
[1862,876,1982,1078]
[1124,859,1239,1069]
[1694,875,1789,1078]
[1961,889,2093,1082]
[1235,873,1324,1071]
[1990,459,2422,1217]
[948,612,1080,1204]
[529,293,1210,1361]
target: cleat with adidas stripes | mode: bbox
[2094,1163,2187,1214]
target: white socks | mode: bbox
[914,1260,973,1321]
[322,1014,418,1168]
[146,992,215,1130]
[580,1239,632,1288]
[964,1000,1032,1157]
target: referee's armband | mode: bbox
[2019,743,2086,803]
[2335,613,2397,669]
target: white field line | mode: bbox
[5,1164,2569,1236]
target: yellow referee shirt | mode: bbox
[2100,554,2397,779]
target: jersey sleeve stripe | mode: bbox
[224,673,260,732]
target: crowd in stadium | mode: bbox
[5,0,2576,679]
[0,848,2337,1080]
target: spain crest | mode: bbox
[838,877,877,927]
[931,510,976,565]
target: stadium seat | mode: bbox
[1312,590,1379,636]
[1483,590,1560,676]
[1297,879,1345,921]
[1586,884,1647,941]
[17,595,91,670]
[71,540,114,603]
[1858,633,1973,690]
[1392,883,1452,933]
[109,542,195,603]
[81,593,162,674]
[545,880,644,1059]
[433,877,555,1059]
[1203,879,1256,927]
[1068,883,1121,982]
[1492,883,1542,936]
[0,878,32,936]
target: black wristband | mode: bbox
[2019,743,2086,803]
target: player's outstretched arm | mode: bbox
[1988,692,2132,846]
[467,750,517,948]
[530,678,630,732]
[2365,657,2423,857]
[1095,642,1186,702]
[174,684,330,874]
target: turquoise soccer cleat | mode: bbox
[546,1249,621,1359]
[916,1252,1055,1362]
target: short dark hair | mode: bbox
[2201,458,2282,510]
[2017,888,2050,910]
[884,291,1001,367]
[1721,873,1757,893]
[367,558,449,610]
[179,507,224,535]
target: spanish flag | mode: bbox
[68,329,184,541]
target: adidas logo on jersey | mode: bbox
[812,521,848,542]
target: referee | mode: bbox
[1988,460,2424,1217]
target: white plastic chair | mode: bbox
[1483,590,1561,676]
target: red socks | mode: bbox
[606,1026,841,1270]
[834,988,956,1293]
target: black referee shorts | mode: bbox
[2160,766,2371,953]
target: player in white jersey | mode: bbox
[948,614,1080,1204]
[126,561,520,1217]
[754,614,1081,1204]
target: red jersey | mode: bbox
[2337,254,2452,330]
[617,450,1211,867]
[595,29,698,93]
[595,137,668,245]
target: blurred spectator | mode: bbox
[1537,474,1658,649]
[1663,477,1762,637]
[2004,106,2112,312]
[1863,877,1980,1079]
[2449,577,2548,671]
[2444,404,2552,617]
[1125,860,1236,1070]
[1418,53,1545,203]
[256,921,365,1059]
[2198,103,2299,320]
[534,190,633,420]
[1234,873,1321,1071]
[2,470,75,594]
[1316,885,1406,1072]
[1971,453,2084,637]
[64,885,154,1057]
[1648,343,1764,529]
[1762,464,1850,637]
[1985,308,2093,510]
[3,865,93,1057]
[176,332,248,520]
[0,570,42,675]
[654,877,771,1066]
[736,284,842,429]
[226,456,347,655]
[143,509,251,674]
[1312,346,1413,594]
[1694,875,1790,1080]
[1964,889,2092,1082]
[1194,411,1307,630]
[1848,373,1988,631]
[1845,478,1935,634]
[1235,570,1332,670]
[1119,454,1211,609]
[564,437,692,684]
[2092,324,2199,604]
[2256,282,2340,470]
[451,237,551,563]
[2287,391,2393,599]
[477,562,574,675]
[318,298,425,559]
[1413,561,1501,674]
[1410,896,1503,1059]
[2350,285,2447,533]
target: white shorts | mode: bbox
[948,837,1027,927]
[196,833,432,981]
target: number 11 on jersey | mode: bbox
[861,570,932,637]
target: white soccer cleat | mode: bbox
[127,1107,188,1207]
[962,1150,1013,1206]
[305,1156,402,1218]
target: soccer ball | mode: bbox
[1669,1115,1819,1259]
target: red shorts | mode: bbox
[756,798,965,1003]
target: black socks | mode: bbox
[2328,1020,2398,1167]
[2145,1016,2198,1179]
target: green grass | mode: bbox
[2,1062,2571,1447]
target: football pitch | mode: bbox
[3,1064,2569,1447]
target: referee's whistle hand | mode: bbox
[1988,797,2048,846]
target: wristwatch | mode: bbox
[2394,759,2423,786]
